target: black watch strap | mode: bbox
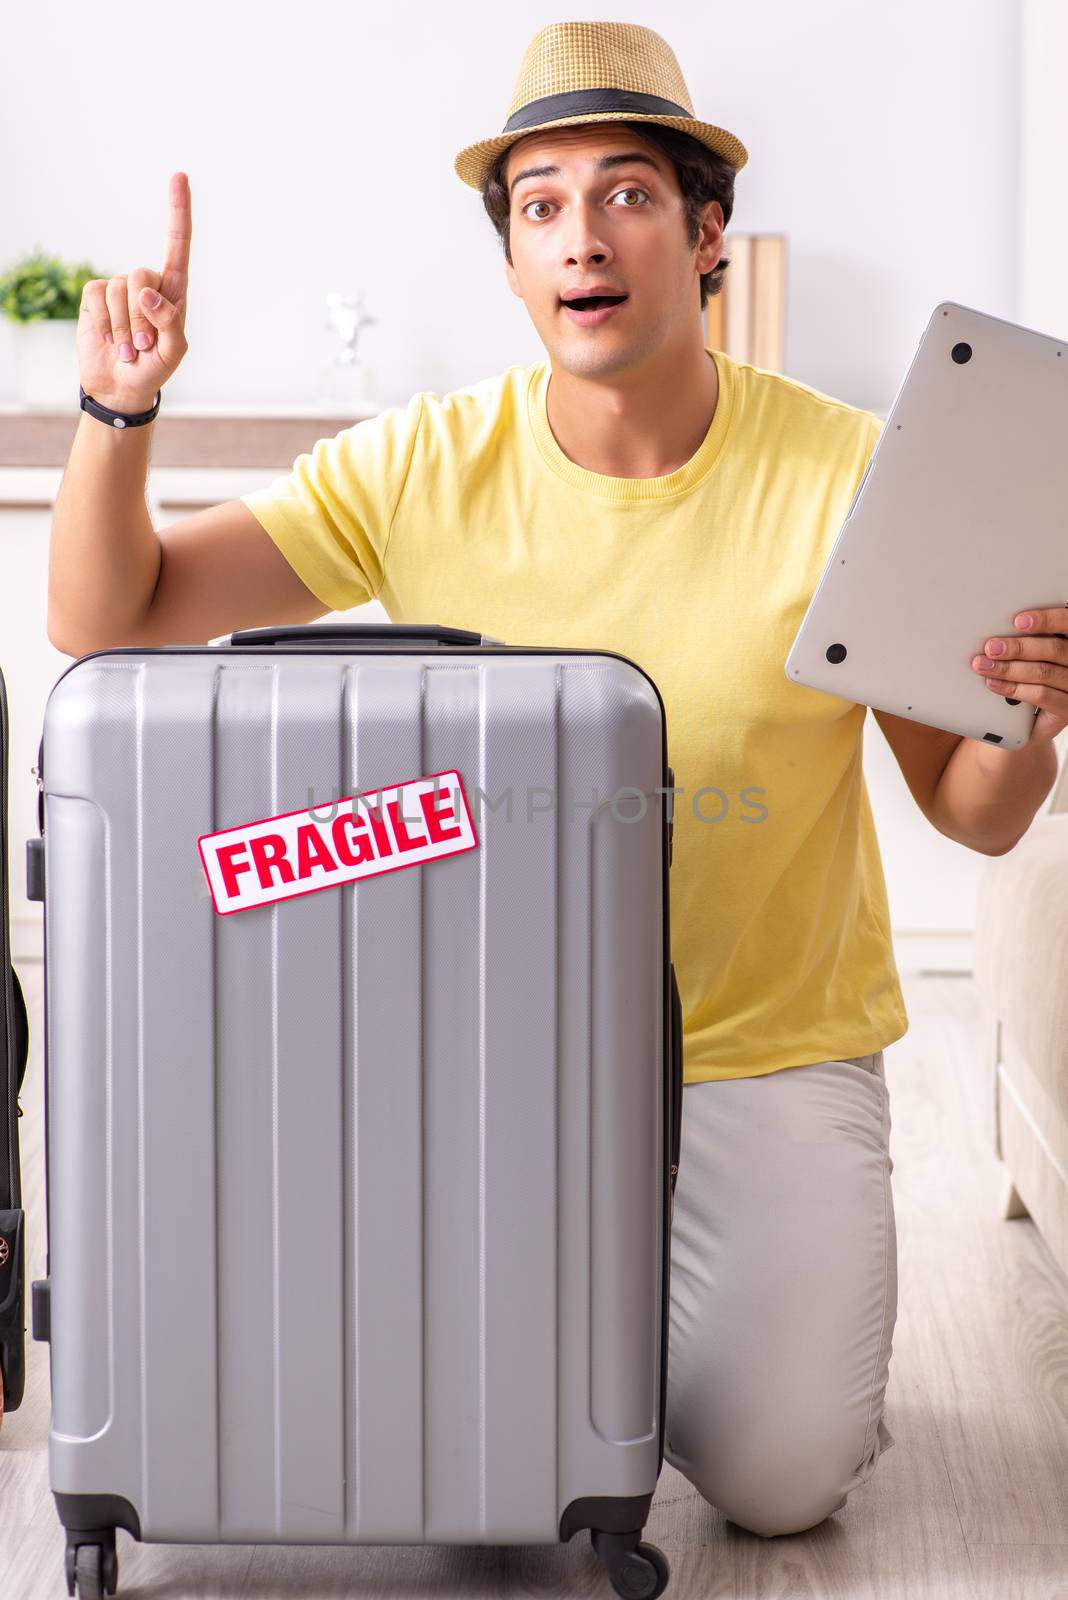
[79,385,161,429]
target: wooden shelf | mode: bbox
[0,404,379,470]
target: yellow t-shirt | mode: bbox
[241,347,909,1083]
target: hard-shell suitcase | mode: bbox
[0,665,31,1425]
[28,622,683,1600]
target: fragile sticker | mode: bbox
[197,768,478,916]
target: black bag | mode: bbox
[0,666,30,1419]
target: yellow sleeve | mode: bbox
[240,391,425,612]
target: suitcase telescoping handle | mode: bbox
[226,623,502,648]
[669,964,683,1200]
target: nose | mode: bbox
[561,198,614,270]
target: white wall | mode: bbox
[1019,0,1068,338]
[0,0,1024,413]
[4,0,1059,962]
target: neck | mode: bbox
[545,337,719,479]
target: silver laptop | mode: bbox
[784,300,1068,749]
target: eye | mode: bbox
[612,187,649,207]
[519,187,650,221]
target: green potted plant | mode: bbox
[0,248,103,410]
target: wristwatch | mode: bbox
[79,385,161,429]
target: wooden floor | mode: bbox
[3,961,1068,1600]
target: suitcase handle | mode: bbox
[226,623,501,648]
[669,963,683,1195]
[10,966,27,1098]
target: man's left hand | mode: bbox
[971,603,1068,745]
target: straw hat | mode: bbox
[453,21,748,191]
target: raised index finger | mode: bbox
[160,170,192,300]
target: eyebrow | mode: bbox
[508,151,664,198]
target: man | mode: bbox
[52,20,1062,1539]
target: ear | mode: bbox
[505,257,522,299]
[696,200,724,274]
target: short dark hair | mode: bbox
[480,120,737,311]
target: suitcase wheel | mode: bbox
[65,1536,118,1599]
[591,1529,670,1599]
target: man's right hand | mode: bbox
[77,170,192,415]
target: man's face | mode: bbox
[503,124,722,380]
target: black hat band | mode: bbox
[503,88,692,134]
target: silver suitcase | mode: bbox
[27,622,682,1600]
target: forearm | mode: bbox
[930,731,1060,855]
[48,412,163,655]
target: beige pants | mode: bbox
[664,1050,897,1537]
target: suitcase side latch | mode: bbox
[25,838,44,903]
[31,1278,50,1343]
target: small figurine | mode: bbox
[317,289,378,411]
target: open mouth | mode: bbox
[561,294,628,311]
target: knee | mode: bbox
[675,1438,856,1538]
[720,1483,848,1539]
[705,1412,895,1535]
[666,1384,889,1537]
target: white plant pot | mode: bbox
[7,317,79,410]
